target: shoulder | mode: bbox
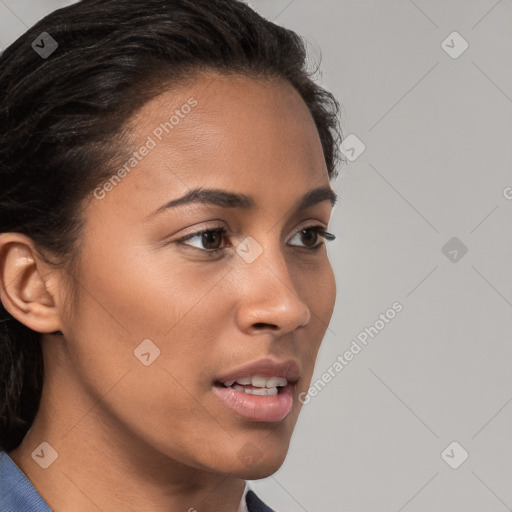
[0,450,53,512]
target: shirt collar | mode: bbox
[237,480,250,512]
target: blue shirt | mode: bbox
[0,450,275,512]
[0,451,52,512]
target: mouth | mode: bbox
[212,359,300,423]
[217,375,289,395]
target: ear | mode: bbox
[0,232,64,334]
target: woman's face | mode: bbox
[57,71,336,478]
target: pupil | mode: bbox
[203,231,222,249]
[302,229,317,247]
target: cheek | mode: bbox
[60,261,237,466]
[324,264,337,316]
[297,261,336,366]
[316,262,337,318]
[62,242,231,404]
[71,240,222,337]
[299,258,337,332]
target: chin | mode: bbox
[234,452,288,480]
[200,438,290,479]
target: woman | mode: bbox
[0,0,342,510]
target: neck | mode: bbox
[9,358,246,512]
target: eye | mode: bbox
[177,227,229,253]
[289,225,336,249]
[176,225,336,254]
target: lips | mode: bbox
[213,358,301,422]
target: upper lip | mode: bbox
[215,358,301,385]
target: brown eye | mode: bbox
[201,230,224,250]
[178,227,228,252]
[300,228,319,247]
[289,226,335,249]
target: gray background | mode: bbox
[1,1,511,510]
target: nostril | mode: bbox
[253,323,278,329]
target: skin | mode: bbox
[0,71,337,512]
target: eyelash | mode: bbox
[176,225,336,256]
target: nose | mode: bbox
[234,246,312,336]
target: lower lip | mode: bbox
[213,384,294,422]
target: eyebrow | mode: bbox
[150,185,338,217]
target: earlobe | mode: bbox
[0,232,64,334]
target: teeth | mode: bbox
[264,376,288,388]
[232,384,279,396]
[251,376,268,387]
[222,374,288,394]
[228,375,288,388]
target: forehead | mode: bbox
[134,71,324,158]
[89,71,330,219]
